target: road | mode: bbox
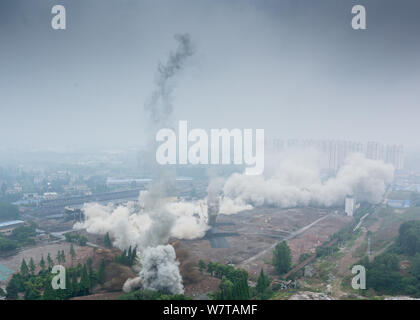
[49,229,100,248]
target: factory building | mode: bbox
[345,196,355,217]
[0,220,25,236]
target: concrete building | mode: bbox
[385,144,404,170]
[345,196,355,217]
[265,138,404,170]
[0,220,25,236]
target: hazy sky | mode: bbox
[1,0,420,151]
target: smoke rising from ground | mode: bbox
[76,34,195,295]
[134,33,194,295]
[75,192,209,247]
[222,152,394,209]
[122,277,143,293]
[139,245,184,294]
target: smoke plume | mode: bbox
[144,33,194,131]
[76,193,209,248]
[139,245,184,294]
[122,277,143,293]
[222,152,394,209]
[76,34,195,295]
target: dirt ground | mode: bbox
[178,207,349,296]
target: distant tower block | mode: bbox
[345,196,355,217]
[207,196,220,226]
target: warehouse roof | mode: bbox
[0,220,24,228]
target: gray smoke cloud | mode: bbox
[139,245,184,295]
[135,33,194,295]
[222,152,394,209]
[144,33,195,131]
[75,34,195,295]
[75,193,208,248]
[122,277,143,293]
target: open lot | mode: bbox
[177,207,350,295]
[0,242,93,289]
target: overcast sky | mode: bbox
[1,0,420,151]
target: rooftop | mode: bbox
[0,220,24,228]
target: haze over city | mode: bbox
[1,0,420,306]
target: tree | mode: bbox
[70,244,76,262]
[39,255,46,271]
[47,253,54,269]
[56,251,62,264]
[0,201,19,220]
[207,262,216,276]
[217,277,235,300]
[366,253,403,294]
[43,279,58,300]
[104,232,112,248]
[272,241,292,275]
[5,276,19,299]
[98,259,106,284]
[79,264,91,295]
[24,287,41,300]
[198,260,206,273]
[20,259,29,276]
[29,257,36,275]
[410,253,420,279]
[71,274,79,297]
[256,269,270,293]
[208,262,249,300]
[0,237,18,253]
[398,221,420,256]
[61,250,66,263]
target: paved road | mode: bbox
[49,229,100,248]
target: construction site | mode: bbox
[175,204,351,297]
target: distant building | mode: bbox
[106,178,152,188]
[345,196,355,217]
[385,144,404,170]
[64,207,84,222]
[43,192,58,200]
[265,138,404,170]
[0,220,25,236]
[387,200,411,208]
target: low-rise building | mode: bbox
[0,220,25,236]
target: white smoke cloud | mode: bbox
[222,152,394,209]
[139,245,184,294]
[167,200,209,239]
[219,197,253,214]
[75,192,209,247]
[122,277,143,293]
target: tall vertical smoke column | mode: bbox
[136,34,195,294]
